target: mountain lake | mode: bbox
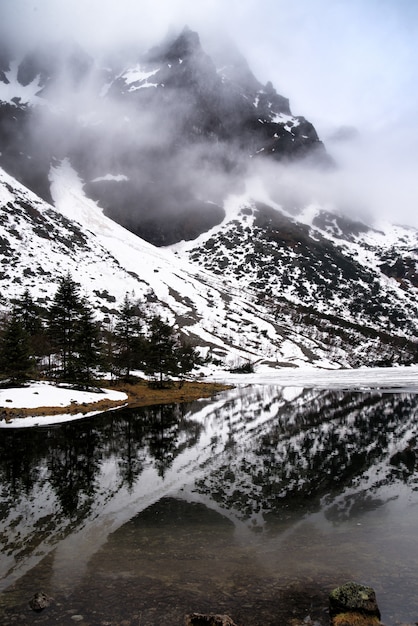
[1,384,418,625]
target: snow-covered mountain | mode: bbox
[0,27,417,369]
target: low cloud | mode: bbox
[1,0,417,229]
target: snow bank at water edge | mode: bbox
[0,382,128,428]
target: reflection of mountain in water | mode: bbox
[194,389,418,524]
[1,386,418,591]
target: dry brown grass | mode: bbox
[332,613,381,626]
[0,379,231,421]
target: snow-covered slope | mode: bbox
[0,165,146,313]
[171,184,418,366]
[0,160,417,370]
[0,162,346,369]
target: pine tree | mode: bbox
[14,288,42,337]
[0,311,34,382]
[143,315,180,387]
[75,299,101,385]
[113,295,144,380]
[177,339,203,382]
[48,274,100,382]
[14,288,48,371]
[144,316,203,387]
[48,274,83,379]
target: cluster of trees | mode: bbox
[0,274,202,386]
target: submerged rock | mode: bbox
[29,591,51,612]
[185,614,238,626]
[329,582,381,625]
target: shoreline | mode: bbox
[0,379,231,427]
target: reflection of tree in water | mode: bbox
[389,436,417,477]
[0,403,204,521]
[145,403,202,478]
[195,391,418,524]
[112,413,148,491]
[146,404,181,478]
[47,423,101,516]
[0,431,43,501]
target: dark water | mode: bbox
[1,386,418,625]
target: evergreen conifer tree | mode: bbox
[143,315,179,387]
[144,316,203,387]
[75,299,101,385]
[48,274,100,382]
[0,311,34,382]
[114,295,144,380]
[14,288,47,371]
[14,288,42,337]
[177,339,203,381]
[48,274,83,379]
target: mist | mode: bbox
[1,0,417,229]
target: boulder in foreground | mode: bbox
[329,582,381,626]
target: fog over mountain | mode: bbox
[0,19,330,244]
[1,0,417,228]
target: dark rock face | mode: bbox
[379,255,418,288]
[312,211,372,242]
[0,43,11,84]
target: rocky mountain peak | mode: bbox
[144,25,205,68]
[161,25,201,60]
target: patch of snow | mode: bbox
[0,60,44,106]
[271,112,299,126]
[0,381,126,409]
[91,174,128,183]
[122,65,160,85]
[129,82,158,91]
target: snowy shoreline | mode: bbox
[1,365,418,428]
[0,381,128,428]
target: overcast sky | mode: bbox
[2,0,418,226]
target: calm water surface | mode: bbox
[1,385,418,625]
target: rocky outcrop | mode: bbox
[329,582,381,626]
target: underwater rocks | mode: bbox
[29,591,52,612]
[185,614,238,626]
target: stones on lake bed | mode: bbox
[185,614,238,626]
[329,582,382,626]
[29,591,52,611]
